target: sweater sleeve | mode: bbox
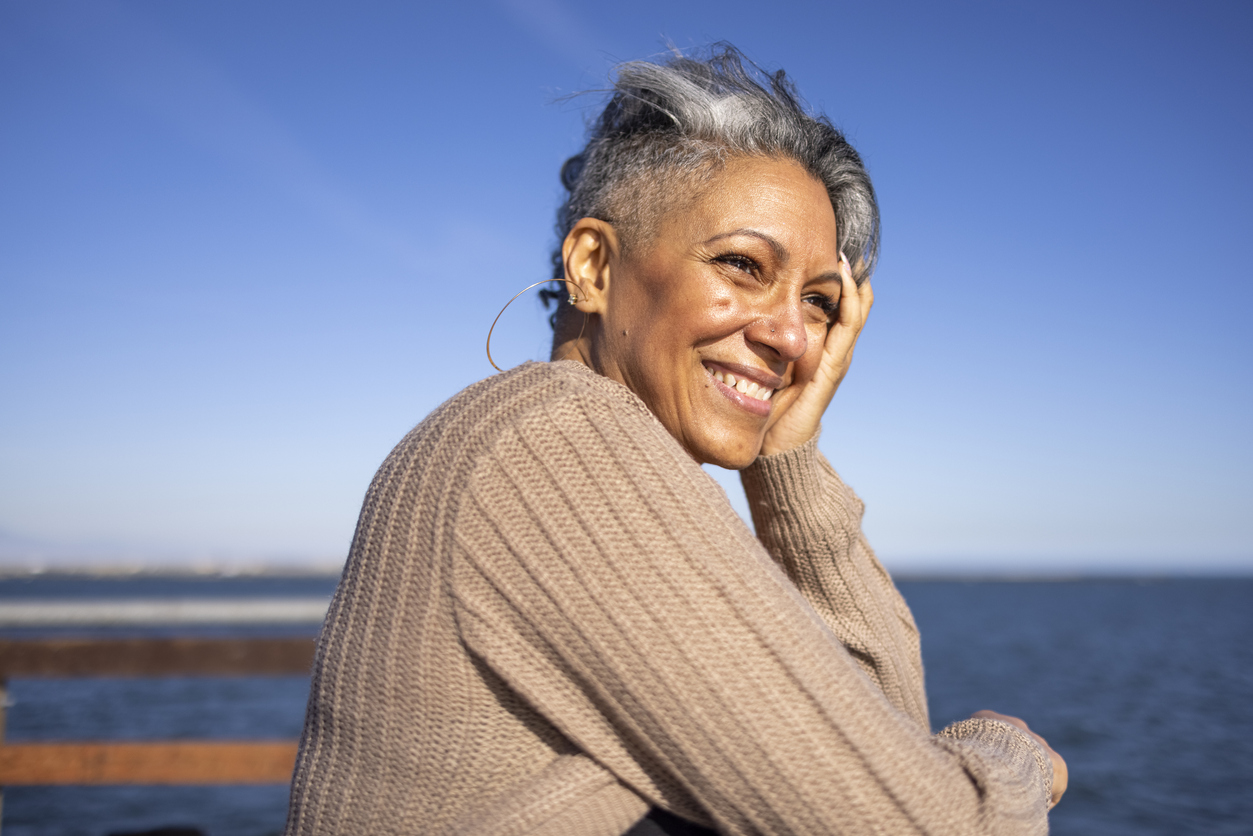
[739,437,931,730]
[448,381,1051,836]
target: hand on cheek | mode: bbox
[759,254,872,457]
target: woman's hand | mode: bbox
[971,710,1068,808]
[759,254,873,457]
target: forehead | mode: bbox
[653,156,838,254]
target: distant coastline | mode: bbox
[0,563,346,579]
[0,564,1249,581]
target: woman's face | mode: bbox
[588,156,844,469]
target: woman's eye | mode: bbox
[714,254,759,274]
[805,294,840,320]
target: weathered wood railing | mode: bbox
[0,636,318,829]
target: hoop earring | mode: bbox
[486,279,587,372]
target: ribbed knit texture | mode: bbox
[283,361,1052,835]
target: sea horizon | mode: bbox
[2,562,1251,580]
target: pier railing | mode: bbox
[0,637,315,787]
[0,595,328,831]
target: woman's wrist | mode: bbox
[741,435,824,521]
[758,422,821,458]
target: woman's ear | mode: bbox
[562,218,619,315]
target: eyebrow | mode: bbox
[702,228,787,261]
[704,228,845,286]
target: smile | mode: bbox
[701,363,776,421]
[711,368,774,402]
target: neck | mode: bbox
[549,337,593,369]
[549,310,597,369]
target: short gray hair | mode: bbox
[543,43,879,321]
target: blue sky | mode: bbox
[1,0,1250,573]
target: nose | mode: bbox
[745,296,808,363]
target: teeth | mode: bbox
[709,366,774,402]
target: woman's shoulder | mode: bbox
[428,360,654,438]
[377,361,667,486]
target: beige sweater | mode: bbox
[284,360,1052,836]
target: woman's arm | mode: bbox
[449,377,1051,836]
[740,437,931,730]
[740,260,929,723]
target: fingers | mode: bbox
[971,711,1067,807]
[1049,748,1069,807]
[835,252,860,328]
[823,254,869,365]
[971,709,1030,733]
[834,253,872,333]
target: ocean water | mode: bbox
[901,578,1253,835]
[1,575,1250,835]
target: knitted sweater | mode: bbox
[284,360,1052,836]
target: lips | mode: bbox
[708,367,773,402]
[702,361,781,417]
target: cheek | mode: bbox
[649,285,745,358]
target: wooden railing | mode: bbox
[0,637,315,794]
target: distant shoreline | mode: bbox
[0,565,345,579]
[0,566,1249,581]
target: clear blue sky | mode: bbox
[2,0,1250,573]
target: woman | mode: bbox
[284,46,1065,836]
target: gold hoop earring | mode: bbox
[486,279,586,372]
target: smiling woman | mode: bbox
[282,45,1063,836]
[555,156,857,468]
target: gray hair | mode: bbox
[542,43,879,322]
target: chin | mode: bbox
[693,435,763,470]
